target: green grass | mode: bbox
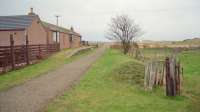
[46,49,200,112]
[178,49,200,111]
[0,48,95,91]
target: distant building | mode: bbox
[0,8,81,49]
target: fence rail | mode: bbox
[0,43,59,73]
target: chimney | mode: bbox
[70,26,74,31]
[28,7,36,15]
[30,7,33,13]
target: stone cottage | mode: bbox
[0,8,81,49]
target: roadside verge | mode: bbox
[0,46,96,91]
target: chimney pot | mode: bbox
[31,8,33,13]
[70,27,74,31]
[28,7,36,15]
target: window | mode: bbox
[53,31,60,43]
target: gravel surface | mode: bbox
[0,46,106,112]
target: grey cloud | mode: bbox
[0,0,199,41]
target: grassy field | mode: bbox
[141,48,173,60]
[178,49,200,111]
[0,48,95,91]
[46,48,200,112]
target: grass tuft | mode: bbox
[111,61,144,87]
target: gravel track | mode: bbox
[0,46,106,112]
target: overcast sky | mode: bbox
[0,0,200,41]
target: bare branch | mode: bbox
[106,15,142,54]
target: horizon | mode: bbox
[0,0,200,42]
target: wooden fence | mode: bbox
[0,35,59,73]
[144,60,165,90]
[165,57,182,96]
[144,57,183,96]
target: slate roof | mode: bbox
[0,15,35,30]
[0,15,81,37]
[42,21,81,37]
[42,21,71,33]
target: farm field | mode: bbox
[46,48,200,112]
[141,48,173,60]
[0,48,96,91]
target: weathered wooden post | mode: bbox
[144,56,182,96]
[165,57,170,96]
[171,58,176,96]
[25,34,30,65]
[165,57,181,96]
[175,61,181,95]
[10,34,15,70]
[166,57,176,96]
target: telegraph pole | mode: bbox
[55,15,60,26]
[55,15,61,50]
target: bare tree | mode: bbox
[106,15,142,54]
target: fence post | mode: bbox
[165,57,181,96]
[165,57,170,96]
[10,34,15,70]
[176,62,181,95]
[25,35,30,65]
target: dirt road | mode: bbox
[0,46,106,112]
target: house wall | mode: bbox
[59,33,71,49]
[46,30,59,44]
[46,30,71,49]
[0,16,47,46]
[27,17,47,45]
[71,35,81,48]
[64,33,71,48]
[47,30,53,44]
[0,30,26,46]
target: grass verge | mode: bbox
[0,47,95,91]
[46,49,200,112]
